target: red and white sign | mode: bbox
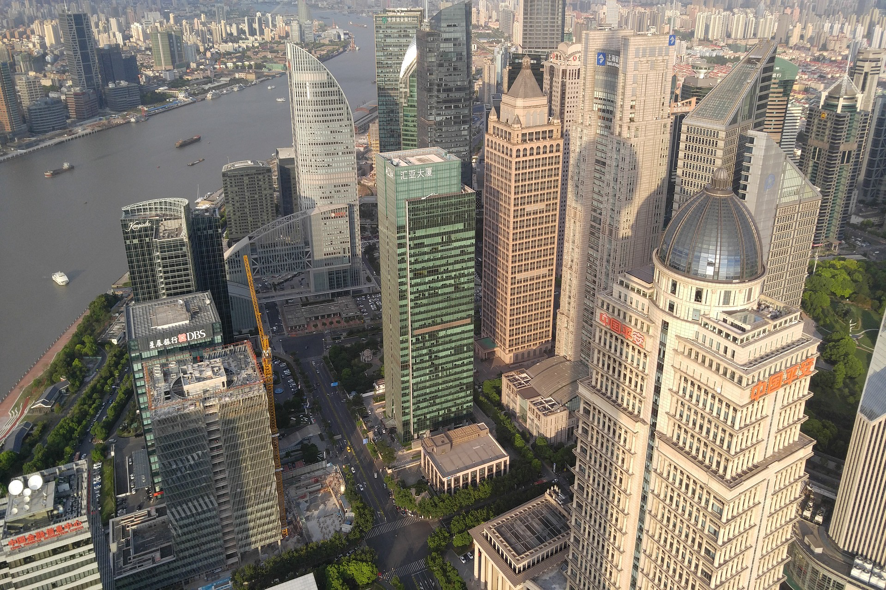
[599,312,646,347]
[750,357,815,401]
[7,520,84,551]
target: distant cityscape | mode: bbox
[2,0,886,589]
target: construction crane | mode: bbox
[243,255,288,538]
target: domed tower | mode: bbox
[566,169,820,590]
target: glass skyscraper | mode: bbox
[398,38,418,150]
[59,11,101,116]
[416,2,473,187]
[377,148,475,440]
[374,9,423,153]
[518,0,565,52]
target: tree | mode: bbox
[343,560,376,586]
[276,403,291,429]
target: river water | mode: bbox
[0,10,376,396]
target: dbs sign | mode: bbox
[750,357,815,401]
[598,312,646,347]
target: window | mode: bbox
[668,301,675,313]
[721,291,731,305]
[670,280,678,295]
[695,288,703,303]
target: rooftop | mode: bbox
[422,424,509,478]
[125,292,219,341]
[2,422,32,454]
[378,147,461,168]
[222,160,270,173]
[33,380,68,409]
[110,505,176,579]
[266,573,319,590]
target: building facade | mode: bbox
[26,96,67,134]
[59,11,101,114]
[420,424,509,493]
[398,38,418,150]
[0,60,25,139]
[373,8,423,153]
[416,2,473,187]
[223,160,276,241]
[276,147,297,217]
[555,30,673,367]
[762,57,798,147]
[566,169,818,590]
[377,148,475,440]
[861,94,886,205]
[518,0,565,52]
[150,28,184,70]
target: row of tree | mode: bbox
[90,374,133,441]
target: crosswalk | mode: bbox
[365,516,421,539]
[381,558,427,581]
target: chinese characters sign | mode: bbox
[750,357,815,401]
[147,329,207,350]
[7,520,84,551]
[598,312,646,347]
[386,166,434,180]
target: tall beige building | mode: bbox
[481,58,563,364]
[222,161,276,241]
[566,169,819,590]
[556,30,673,367]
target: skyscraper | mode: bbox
[377,148,475,441]
[286,43,362,289]
[373,9,423,153]
[860,94,886,204]
[0,60,26,139]
[222,161,276,241]
[566,169,819,590]
[762,56,798,147]
[97,45,139,85]
[556,30,673,367]
[120,198,233,341]
[146,343,282,575]
[481,58,563,364]
[276,146,297,217]
[14,73,44,110]
[517,0,565,52]
[674,41,776,211]
[738,130,822,308]
[797,76,868,245]
[416,2,473,187]
[151,28,184,70]
[398,38,418,150]
[849,48,884,112]
[59,11,101,115]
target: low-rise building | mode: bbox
[110,506,181,590]
[282,298,362,333]
[469,488,570,590]
[30,380,68,413]
[267,572,319,590]
[1,422,32,453]
[502,357,584,445]
[420,424,509,493]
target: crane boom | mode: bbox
[243,255,288,538]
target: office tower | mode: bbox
[674,41,776,211]
[65,88,99,121]
[276,146,297,216]
[285,43,362,290]
[416,2,473,187]
[861,94,886,204]
[518,0,565,52]
[762,57,798,147]
[27,97,68,134]
[104,82,141,112]
[298,0,310,24]
[124,293,224,490]
[373,9,423,153]
[555,30,673,367]
[15,74,44,109]
[480,58,563,364]
[60,12,101,94]
[797,76,868,246]
[398,38,418,150]
[500,7,515,38]
[377,148,475,440]
[679,75,719,101]
[146,343,282,574]
[222,161,276,241]
[738,130,822,308]
[151,28,184,70]
[566,169,819,590]
[97,45,139,85]
[849,48,884,112]
[781,102,802,162]
[542,41,581,277]
[0,61,26,138]
[503,53,546,95]
[666,98,698,228]
[0,461,112,590]
[481,58,497,107]
[120,198,233,342]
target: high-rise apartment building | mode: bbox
[0,60,26,139]
[797,76,868,245]
[481,59,562,364]
[120,198,233,342]
[849,48,884,112]
[762,57,798,147]
[151,28,184,70]
[416,2,473,186]
[373,8,423,153]
[517,0,565,52]
[125,293,224,489]
[738,130,822,308]
[146,343,282,573]
[377,148,475,440]
[674,41,776,211]
[286,43,362,290]
[222,161,276,241]
[566,169,819,590]
[556,30,673,367]
[14,74,44,109]
[542,42,581,277]
[59,11,101,116]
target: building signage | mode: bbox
[596,52,620,67]
[7,520,84,551]
[126,220,152,232]
[669,34,676,46]
[598,312,646,347]
[398,168,433,181]
[750,357,815,401]
[147,329,207,349]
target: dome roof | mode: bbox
[658,169,764,282]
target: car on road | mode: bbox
[459,555,466,564]
[351,466,356,473]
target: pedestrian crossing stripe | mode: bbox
[365,516,420,539]
[381,558,427,581]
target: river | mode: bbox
[0,9,377,396]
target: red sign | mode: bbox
[598,312,646,347]
[750,358,815,401]
[7,520,84,551]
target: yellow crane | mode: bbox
[243,255,288,538]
